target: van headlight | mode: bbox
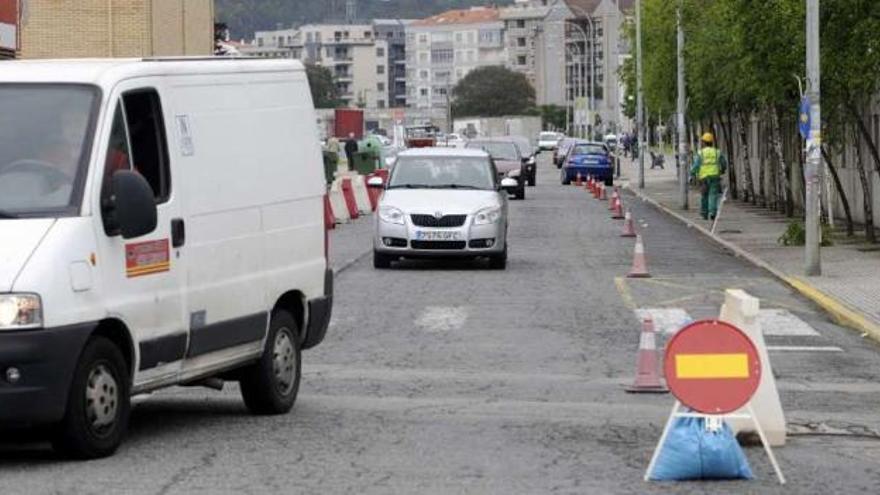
[379,206,406,225]
[0,294,43,330]
[473,206,501,225]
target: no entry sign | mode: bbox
[664,320,761,414]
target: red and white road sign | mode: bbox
[664,320,761,414]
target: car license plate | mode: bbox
[415,231,460,241]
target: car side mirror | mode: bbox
[367,176,385,188]
[500,177,518,192]
[103,170,158,239]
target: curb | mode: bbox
[623,183,880,343]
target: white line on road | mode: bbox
[768,346,844,352]
[634,308,692,335]
[759,309,821,336]
[415,306,468,333]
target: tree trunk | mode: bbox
[822,146,854,237]
[770,108,793,216]
[853,129,876,243]
[738,109,756,204]
[848,100,880,176]
[758,115,767,207]
[720,110,738,200]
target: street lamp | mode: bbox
[565,45,584,136]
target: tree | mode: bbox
[538,105,567,131]
[305,64,342,109]
[452,66,536,117]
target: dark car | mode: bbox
[467,139,526,200]
[560,141,613,186]
[503,135,538,187]
[554,138,578,169]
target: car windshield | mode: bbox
[540,132,557,141]
[572,144,607,155]
[388,156,496,190]
[467,141,519,161]
[0,85,98,217]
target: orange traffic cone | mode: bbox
[626,317,668,393]
[627,235,651,278]
[598,183,608,201]
[612,196,625,219]
[608,188,617,210]
[621,210,637,237]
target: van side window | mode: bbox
[121,89,171,202]
[103,104,133,187]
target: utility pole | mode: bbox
[805,0,822,276]
[636,0,645,189]
[676,1,688,209]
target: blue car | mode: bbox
[560,141,614,186]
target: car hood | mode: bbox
[0,219,55,292]
[382,189,501,215]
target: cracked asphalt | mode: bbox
[2,156,880,494]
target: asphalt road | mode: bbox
[3,156,880,494]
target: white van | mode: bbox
[0,58,332,458]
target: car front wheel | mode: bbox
[240,310,301,415]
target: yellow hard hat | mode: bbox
[701,132,715,144]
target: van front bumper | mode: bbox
[0,322,95,425]
[303,268,333,350]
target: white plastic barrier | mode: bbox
[328,180,351,224]
[720,289,787,447]
[350,174,373,215]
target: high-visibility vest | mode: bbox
[698,147,721,180]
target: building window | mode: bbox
[420,70,429,80]
[257,38,264,47]
[517,37,527,48]
[377,47,385,57]
[377,65,385,75]
[432,32,452,43]
[419,52,428,64]
[419,34,428,45]
[431,48,454,65]
[420,88,428,97]
[516,19,526,29]
[378,83,386,92]
[517,55,527,66]
[467,32,475,44]
[455,32,463,43]
[365,31,372,38]
[378,100,386,109]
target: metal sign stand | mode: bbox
[711,187,728,235]
[644,400,786,484]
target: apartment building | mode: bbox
[499,0,549,97]
[373,19,411,108]
[406,7,506,110]
[18,0,214,59]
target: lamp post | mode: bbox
[565,45,584,136]
[804,0,822,276]
[636,0,645,189]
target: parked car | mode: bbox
[503,135,538,187]
[560,141,614,186]
[554,138,578,168]
[369,148,516,270]
[466,138,526,200]
[538,131,562,152]
[0,58,332,458]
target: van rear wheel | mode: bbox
[53,336,130,459]
[240,310,301,415]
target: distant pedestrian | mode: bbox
[690,132,728,221]
[344,132,359,171]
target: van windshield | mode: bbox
[0,85,99,217]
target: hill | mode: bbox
[216,0,513,38]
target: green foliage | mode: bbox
[778,221,834,247]
[538,105,567,130]
[451,66,536,118]
[305,64,342,109]
[215,0,513,38]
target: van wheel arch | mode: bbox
[91,319,136,382]
[273,291,306,342]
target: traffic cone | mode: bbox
[612,196,625,220]
[621,210,637,237]
[627,235,651,278]
[576,172,582,187]
[608,188,617,210]
[598,183,608,201]
[626,317,668,393]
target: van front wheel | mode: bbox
[53,336,130,459]
[240,310,301,415]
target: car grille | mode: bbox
[410,214,467,228]
[410,240,467,250]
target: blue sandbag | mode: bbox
[649,417,754,481]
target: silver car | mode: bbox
[368,148,518,270]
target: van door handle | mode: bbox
[171,218,186,248]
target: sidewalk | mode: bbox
[618,153,880,339]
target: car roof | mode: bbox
[398,147,489,158]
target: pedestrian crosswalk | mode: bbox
[633,307,842,353]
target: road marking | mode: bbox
[415,306,468,333]
[759,309,821,336]
[615,277,637,310]
[767,346,843,353]
[635,308,693,335]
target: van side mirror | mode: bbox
[103,171,158,239]
[367,176,384,188]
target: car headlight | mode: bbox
[528,157,536,165]
[507,169,521,178]
[0,294,43,330]
[473,206,502,225]
[379,206,405,225]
